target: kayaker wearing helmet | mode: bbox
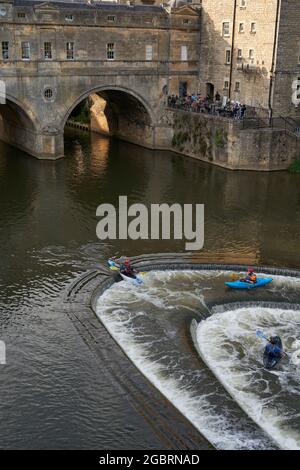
[263,336,283,369]
[120,259,136,278]
[241,268,257,284]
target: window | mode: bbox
[249,49,254,60]
[225,49,231,64]
[44,88,53,101]
[17,12,26,18]
[239,22,245,33]
[183,19,189,25]
[146,45,153,61]
[181,45,188,61]
[222,22,230,37]
[107,43,115,60]
[65,14,74,22]
[235,81,240,92]
[237,48,243,59]
[224,79,229,90]
[2,42,9,60]
[21,41,30,60]
[250,22,256,33]
[44,42,52,60]
[107,16,115,22]
[240,0,246,7]
[66,42,74,60]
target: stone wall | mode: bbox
[272,0,300,119]
[156,109,300,171]
[0,2,200,159]
[199,0,278,109]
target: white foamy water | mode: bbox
[96,270,300,449]
[196,306,300,450]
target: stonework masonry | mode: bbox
[199,0,300,120]
[0,0,299,170]
[0,1,200,158]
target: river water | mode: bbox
[0,130,299,449]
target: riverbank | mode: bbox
[68,107,300,171]
[156,109,300,171]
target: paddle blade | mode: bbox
[256,330,268,341]
[230,273,243,281]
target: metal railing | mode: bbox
[167,98,300,138]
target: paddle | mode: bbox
[230,273,244,281]
[256,330,269,341]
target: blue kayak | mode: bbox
[225,277,273,289]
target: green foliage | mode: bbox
[288,160,300,174]
[70,99,91,124]
[172,131,189,148]
[214,128,226,148]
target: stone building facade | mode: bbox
[199,0,300,119]
[0,0,299,165]
[0,0,200,158]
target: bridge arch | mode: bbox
[0,94,39,131]
[0,95,40,156]
[61,85,156,130]
[62,85,157,149]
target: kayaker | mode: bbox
[265,336,283,359]
[241,268,257,284]
[120,259,136,278]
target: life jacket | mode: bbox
[266,343,282,357]
[249,273,257,282]
[123,265,134,275]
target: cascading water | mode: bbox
[96,269,300,450]
[196,306,300,450]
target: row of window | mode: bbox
[16,12,192,26]
[1,42,191,62]
[1,41,113,61]
[224,79,241,92]
[1,42,145,61]
[16,12,117,22]
[225,48,257,64]
[222,21,256,37]
[42,42,118,61]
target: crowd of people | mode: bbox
[167,92,247,120]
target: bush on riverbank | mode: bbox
[288,160,300,173]
[69,99,91,124]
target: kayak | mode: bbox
[263,351,282,370]
[225,277,273,289]
[108,259,119,270]
[108,259,143,285]
[263,336,283,370]
[120,272,143,285]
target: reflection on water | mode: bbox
[0,130,299,448]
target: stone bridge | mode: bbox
[0,1,200,159]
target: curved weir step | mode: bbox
[65,255,300,449]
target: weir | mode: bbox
[65,253,300,450]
